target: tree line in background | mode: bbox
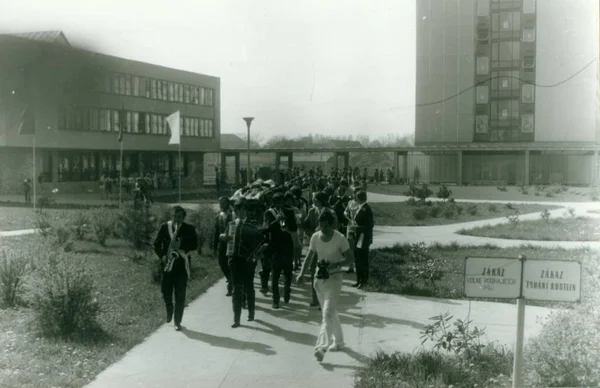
[234,132,415,149]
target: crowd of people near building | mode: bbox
[154,165,375,362]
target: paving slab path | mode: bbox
[84,275,553,388]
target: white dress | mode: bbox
[309,230,350,351]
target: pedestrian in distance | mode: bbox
[213,196,234,296]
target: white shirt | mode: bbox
[309,230,350,268]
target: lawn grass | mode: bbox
[458,217,600,241]
[367,243,597,309]
[0,235,222,388]
[370,201,561,226]
[368,184,595,202]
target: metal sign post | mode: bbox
[464,256,582,388]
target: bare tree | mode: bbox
[236,132,264,149]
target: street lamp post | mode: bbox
[243,117,254,185]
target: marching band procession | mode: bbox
[153,166,374,362]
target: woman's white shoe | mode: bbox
[328,342,344,352]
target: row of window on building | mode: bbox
[475,111,534,134]
[55,151,186,182]
[477,0,536,16]
[476,43,535,74]
[96,73,215,107]
[475,82,534,104]
[58,107,215,138]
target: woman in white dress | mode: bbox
[296,210,355,362]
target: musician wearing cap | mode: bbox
[153,205,198,331]
[213,196,234,296]
[222,198,267,328]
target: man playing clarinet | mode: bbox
[153,206,198,331]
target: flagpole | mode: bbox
[119,140,123,211]
[178,142,181,203]
[33,134,36,212]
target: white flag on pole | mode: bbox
[166,111,181,145]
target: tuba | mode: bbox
[164,223,182,273]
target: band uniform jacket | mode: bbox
[264,207,294,251]
[154,221,198,279]
[329,194,351,228]
[302,206,338,236]
[213,211,233,253]
[228,219,267,263]
[353,203,374,247]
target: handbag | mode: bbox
[315,260,330,280]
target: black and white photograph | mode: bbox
[0,0,599,387]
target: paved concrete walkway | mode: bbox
[85,274,553,388]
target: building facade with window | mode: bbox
[414,0,599,185]
[0,32,220,194]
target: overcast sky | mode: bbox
[0,0,416,141]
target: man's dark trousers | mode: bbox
[218,245,233,294]
[355,244,370,285]
[259,252,273,292]
[309,253,319,304]
[161,260,188,326]
[229,257,255,323]
[272,250,293,304]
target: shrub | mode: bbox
[404,184,417,198]
[449,241,460,251]
[35,213,52,238]
[545,191,554,198]
[53,225,72,250]
[420,312,486,358]
[406,243,444,291]
[354,348,513,388]
[71,211,89,240]
[496,185,507,192]
[526,306,600,387]
[429,204,442,218]
[564,207,576,218]
[442,204,456,219]
[507,211,520,228]
[540,209,551,222]
[0,248,31,308]
[467,204,478,216]
[436,185,452,201]
[488,204,497,212]
[416,184,433,201]
[455,204,463,215]
[118,205,156,250]
[412,206,428,221]
[26,249,100,338]
[405,197,417,207]
[89,208,116,246]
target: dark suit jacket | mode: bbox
[264,208,293,252]
[212,211,233,252]
[153,222,199,259]
[354,203,374,246]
